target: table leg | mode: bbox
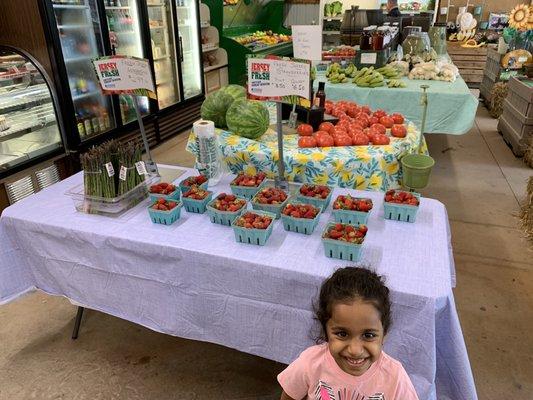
[71,306,85,340]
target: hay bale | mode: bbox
[489,82,508,118]
[520,176,533,242]
[525,137,533,168]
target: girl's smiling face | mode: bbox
[326,299,384,376]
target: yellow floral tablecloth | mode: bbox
[186,124,428,191]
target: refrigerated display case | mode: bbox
[52,0,116,140]
[103,0,150,123]
[203,0,292,84]
[0,46,65,178]
[146,0,181,109]
[175,0,203,99]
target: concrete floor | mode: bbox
[1,103,532,400]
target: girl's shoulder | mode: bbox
[298,342,329,361]
[379,352,411,378]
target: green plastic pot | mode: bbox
[401,154,435,190]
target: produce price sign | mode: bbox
[247,57,312,108]
[92,56,156,99]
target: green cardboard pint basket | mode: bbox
[322,223,365,262]
[251,190,290,219]
[206,196,247,226]
[383,192,420,223]
[280,204,321,235]
[401,154,435,190]
[182,191,213,214]
[296,188,333,213]
[229,179,266,200]
[148,201,183,225]
[231,210,276,246]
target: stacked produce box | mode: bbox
[480,48,504,104]
[498,77,533,156]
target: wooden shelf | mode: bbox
[204,63,228,73]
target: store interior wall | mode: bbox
[0,0,54,84]
[437,0,524,23]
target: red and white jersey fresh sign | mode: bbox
[247,58,311,100]
[93,56,156,99]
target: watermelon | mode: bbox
[219,84,246,101]
[226,99,270,140]
[200,91,234,128]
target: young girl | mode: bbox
[278,267,419,400]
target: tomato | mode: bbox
[314,130,330,137]
[298,136,317,148]
[370,123,387,135]
[334,135,352,147]
[333,126,348,136]
[379,116,394,129]
[319,122,335,134]
[297,123,313,136]
[371,134,390,145]
[352,133,369,146]
[360,105,371,115]
[391,124,407,138]
[350,122,364,130]
[349,127,364,137]
[316,134,335,147]
[373,109,387,119]
[391,113,405,124]
[369,116,379,125]
[346,106,360,118]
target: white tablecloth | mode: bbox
[0,166,476,400]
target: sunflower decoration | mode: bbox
[508,3,531,30]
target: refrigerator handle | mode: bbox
[179,36,184,63]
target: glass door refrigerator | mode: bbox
[51,0,116,141]
[145,0,203,109]
[173,0,203,100]
[102,0,150,123]
[146,0,181,109]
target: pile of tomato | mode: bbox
[297,100,408,148]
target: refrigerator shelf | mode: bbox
[154,55,170,61]
[150,26,167,30]
[202,45,219,53]
[57,24,93,29]
[204,63,227,73]
[52,4,89,10]
[72,90,101,101]
[115,31,135,35]
[64,55,97,63]
[105,6,131,10]
[147,3,165,7]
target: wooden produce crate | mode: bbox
[480,48,503,103]
[447,42,488,88]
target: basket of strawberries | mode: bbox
[179,174,208,194]
[206,193,248,226]
[332,195,373,225]
[149,182,180,202]
[281,203,321,235]
[251,186,289,219]
[182,186,213,214]
[383,190,420,223]
[231,211,276,246]
[148,198,183,225]
[322,222,367,261]
[229,172,267,200]
[296,184,333,212]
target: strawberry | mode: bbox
[299,184,331,199]
[211,192,246,212]
[333,195,373,212]
[231,172,267,187]
[234,212,272,230]
[183,186,210,200]
[323,223,367,244]
[253,187,288,205]
[383,190,419,206]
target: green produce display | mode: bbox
[226,99,270,140]
[387,79,407,88]
[219,84,247,101]
[324,1,343,17]
[352,67,385,87]
[200,91,235,128]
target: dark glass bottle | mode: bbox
[314,81,326,109]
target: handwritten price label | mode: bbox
[248,58,311,100]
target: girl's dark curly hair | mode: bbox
[314,267,391,342]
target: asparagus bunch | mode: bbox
[117,142,144,195]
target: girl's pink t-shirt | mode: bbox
[278,343,419,400]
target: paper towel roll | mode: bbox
[193,119,215,139]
